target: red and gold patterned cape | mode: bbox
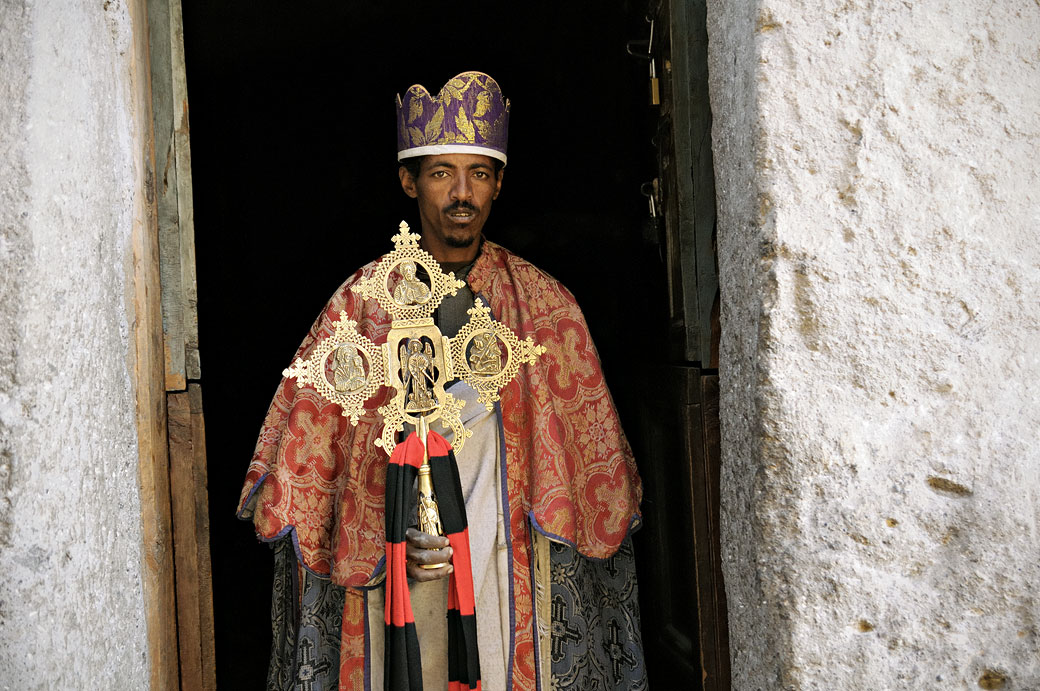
[237,239,642,690]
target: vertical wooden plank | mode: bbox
[169,385,217,691]
[654,4,688,353]
[639,366,730,689]
[149,0,202,389]
[683,369,719,691]
[686,0,720,367]
[690,374,729,690]
[168,392,202,688]
[147,0,187,392]
[700,375,730,688]
[656,0,719,366]
[189,384,217,690]
[128,0,180,687]
[149,1,211,685]
[633,366,704,687]
[170,0,201,381]
[663,0,703,363]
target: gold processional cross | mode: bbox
[284,222,545,544]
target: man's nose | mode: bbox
[450,174,473,201]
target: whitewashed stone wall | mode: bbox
[708,1,1040,688]
[707,2,1040,686]
[0,0,149,687]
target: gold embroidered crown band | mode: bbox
[396,71,510,166]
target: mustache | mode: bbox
[443,201,479,214]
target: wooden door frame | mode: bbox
[129,0,214,687]
[126,1,725,686]
[636,0,730,686]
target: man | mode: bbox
[238,72,645,691]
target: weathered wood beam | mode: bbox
[129,0,180,686]
[190,384,217,690]
[150,0,201,391]
[168,385,216,690]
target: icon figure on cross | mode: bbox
[333,344,368,393]
[400,338,437,412]
[392,260,432,306]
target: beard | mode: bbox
[442,201,481,247]
[444,233,478,248]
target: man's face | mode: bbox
[399,153,503,258]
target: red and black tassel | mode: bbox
[384,430,481,691]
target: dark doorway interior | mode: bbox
[182,2,678,687]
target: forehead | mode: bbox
[419,153,496,172]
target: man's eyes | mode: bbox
[428,169,490,180]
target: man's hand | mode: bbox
[405,527,453,582]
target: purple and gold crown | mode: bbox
[396,71,510,166]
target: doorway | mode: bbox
[180,1,711,686]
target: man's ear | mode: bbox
[399,165,419,199]
[493,168,504,200]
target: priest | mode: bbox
[237,71,646,691]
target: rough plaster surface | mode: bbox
[708,1,1040,688]
[0,1,148,687]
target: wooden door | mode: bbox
[631,0,729,687]
[143,0,216,687]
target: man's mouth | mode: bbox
[445,203,478,222]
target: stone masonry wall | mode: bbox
[707,1,1040,688]
[0,0,149,687]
